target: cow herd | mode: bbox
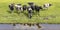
[9,2,52,19]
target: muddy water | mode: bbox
[0,24,60,30]
[40,24,60,30]
[0,24,13,30]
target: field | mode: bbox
[0,0,60,24]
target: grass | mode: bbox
[0,0,60,24]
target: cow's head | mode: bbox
[49,4,52,6]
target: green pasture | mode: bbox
[0,0,60,24]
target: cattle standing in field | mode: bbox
[34,5,43,13]
[43,3,52,9]
[27,6,32,19]
[22,5,27,11]
[15,4,23,12]
[28,2,43,13]
[9,3,14,13]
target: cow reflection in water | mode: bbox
[13,23,41,30]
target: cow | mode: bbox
[43,3,52,9]
[34,5,43,13]
[15,4,23,12]
[28,2,43,13]
[30,5,35,13]
[22,5,27,12]
[9,3,14,13]
[28,2,35,12]
[27,6,32,19]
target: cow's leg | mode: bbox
[28,12,32,19]
[38,10,40,16]
[20,8,23,13]
[35,10,40,17]
[10,7,14,13]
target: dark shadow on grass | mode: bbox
[40,9,46,11]
[14,11,20,15]
[23,12,28,17]
[7,11,12,14]
[23,12,32,19]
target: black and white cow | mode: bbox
[15,4,23,12]
[43,3,52,9]
[30,5,35,13]
[9,3,14,12]
[28,2,35,11]
[34,5,43,13]
[28,2,43,13]
[27,6,32,19]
